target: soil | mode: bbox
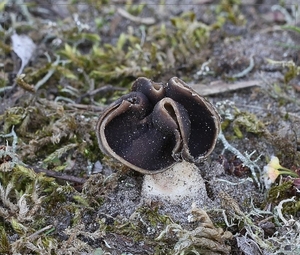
[0,1,300,254]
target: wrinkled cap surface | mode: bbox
[96,77,221,174]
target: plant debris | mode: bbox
[0,1,300,254]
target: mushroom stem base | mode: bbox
[141,161,209,205]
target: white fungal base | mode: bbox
[141,161,209,205]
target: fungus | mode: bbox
[96,77,221,204]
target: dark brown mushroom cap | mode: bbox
[96,77,221,174]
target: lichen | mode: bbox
[0,1,299,254]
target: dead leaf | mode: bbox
[11,33,36,75]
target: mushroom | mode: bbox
[96,77,221,204]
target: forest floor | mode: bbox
[0,1,300,254]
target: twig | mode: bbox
[33,167,86,184]
[88,85,127,96]
[192,80,261,96]
[28,225,54,241]
[117,8,156,25]
[76,85,127,103]
[65,103,104,112]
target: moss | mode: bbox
[232,111,268,139]
[214,0,245,26]
[1,1,300,254]
[282,199,300,216]
[0,227,10,254]
[267,181,294,204]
